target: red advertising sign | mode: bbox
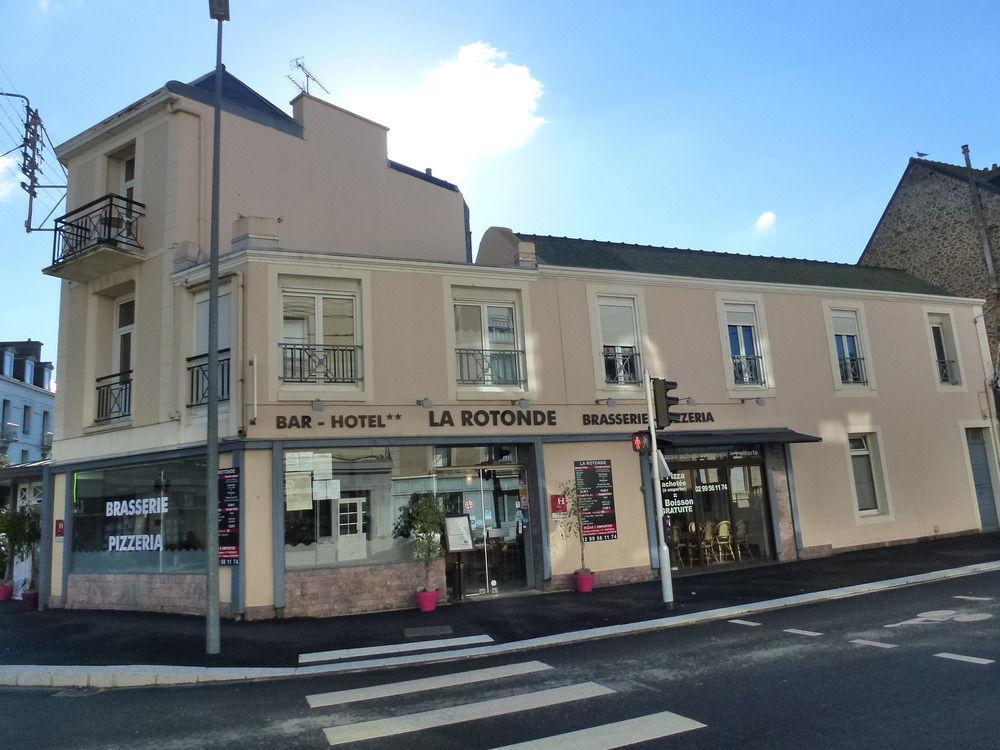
[55,519,65,538]
[549,494,568,515]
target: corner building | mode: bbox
[38,72,1000,618]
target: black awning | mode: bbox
[657,428,822,448]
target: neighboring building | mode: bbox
[859,156,1000,356]
[36,72,1000,619]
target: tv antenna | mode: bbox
[287,58,329,95]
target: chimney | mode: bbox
[425,168,433,176]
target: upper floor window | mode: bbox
[189,287,233,407]
[726,303,765,386]
[928,313,961,385]
[2,349,13,378]
[598,296,641,385]
[23,358,34,386]
[22,405,31,435]
[454,302,525,387]
[831,310,867,385]
[281,293,361,385]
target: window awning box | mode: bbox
[657,428,822,447]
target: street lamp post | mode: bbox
[205,0,229,656]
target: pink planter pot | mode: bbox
[416,589,439,612]
[0,583,13,601]
[574,571,595,593]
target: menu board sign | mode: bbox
[574,459,618,542]
[444,514,474,552]
[218,467,240,566]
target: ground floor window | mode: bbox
[71,457,207,573]
[849,433,886,514]
[282,444,529,595]
[660,445,773,567]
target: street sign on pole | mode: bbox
[643,369,674,604]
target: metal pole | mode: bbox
[205,16,223,655]
[644,369,674,604]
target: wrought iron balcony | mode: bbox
[838,356,868,385]
[732,355,765,386]
[95,371,132,422]
[937,359,959,384]
[602,346,641,385]
[186,350,231,407]
[456,348,526,387]
[280,343,363,384]
[47,194,146,281]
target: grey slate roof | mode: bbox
[166,70,304,138]
[517,234,955,296]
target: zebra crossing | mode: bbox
[303,659,706,748]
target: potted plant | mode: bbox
[0,506,41,604]
[0,533,9,601]
[393,492,445,612]
[556,480,595,592]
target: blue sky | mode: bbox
[2,0,1000,370]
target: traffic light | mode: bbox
[631,432,651,452]
[651,378,681,428]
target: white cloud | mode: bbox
[0,156,23,202]
[754,210,776,231]
[37,0,51,11]
[342,42,545,181]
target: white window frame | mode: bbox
[114,294,135,378]
[22,404,30,436]
[444,279,534,402]
[193,284,233,356]
[281,290,360,385]
[924,307,965,392]
[822,301,876,395]
[276,272,372,404]
[1,349,13,378]
[715,292,776,398]
[589,288,647,397]
[452,299,525,391]
[846,429,893,521]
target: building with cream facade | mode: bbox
[36,71,1000,618]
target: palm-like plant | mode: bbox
[393,492,445,591]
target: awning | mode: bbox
[657,428,822,448]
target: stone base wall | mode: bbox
[63,573,224,616]
[539,564,656,592]
[283,559,446,618]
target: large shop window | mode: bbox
[283,445,527,574]
[71,457,207,573]
[660,446,773,568]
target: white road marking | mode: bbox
[850,639,898,649]
[299,634,494,664]
[490,710,706,749]
[953,595,993,602]
[934,653,995,665]
[323,682,614,746]
[783,628,823,637]
[728,619,762,627]
[306,661,552,708]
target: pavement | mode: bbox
[1,531,997,688]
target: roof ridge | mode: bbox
[514,233,904,272]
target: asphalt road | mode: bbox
[4,571,999,749]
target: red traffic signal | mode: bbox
[631,432,651,452]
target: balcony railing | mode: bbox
[602,346,641,385]
[52,193,146,266]
[937,359,959,384]
[732,355,765,386]
[95,371,132,422]
[456,348,526,386]
[187,350,231,407]
[838,356,867,385]
[280,343,363,384]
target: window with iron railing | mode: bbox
[832,310,869,386]
[454,302,525,387]
[52,194,146,266]
[598,297,642,386]
[929,315,961,385]
[726,302,766,386]
[281,293,362,385]
[187,350,231,407]
[95,371,132,422]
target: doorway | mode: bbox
[966,428,999,530]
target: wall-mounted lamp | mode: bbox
[416,398,433,408]
[741,397,766,406]
[594,398,618,407]
[310,399,324,412]
[685,397,697,406]
[510,398,531,408]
